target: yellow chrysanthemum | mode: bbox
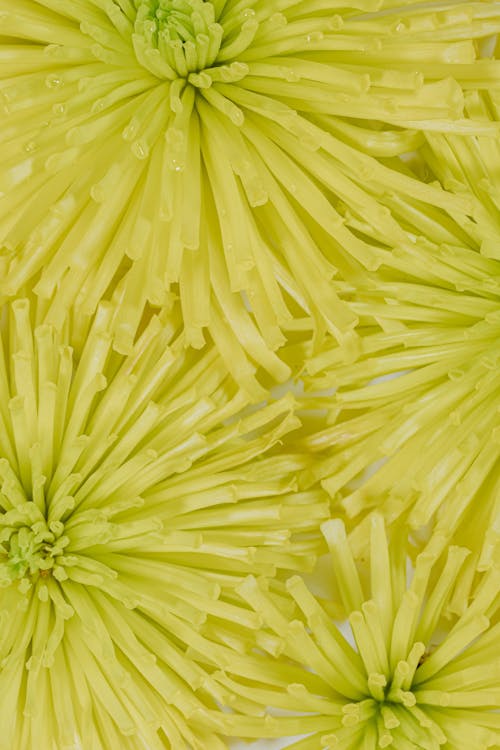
[0,298,328,749]
[295,78,500,599]
[301,271,500,574]
[216,517,500,750]
[2,1,500,378]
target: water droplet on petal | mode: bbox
[123,120,139,141]
[329,14,343,30]
[45,75,62,89]
[92,99,106,113]
[132,139,150,160]
[306,31,324,43]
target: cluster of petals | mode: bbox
[0,1,499,749]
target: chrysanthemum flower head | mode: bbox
[2,1,500,374]
[295,78,500,592]
[222,516,500,750]
[0,297,328,749]
[300,278,500,574]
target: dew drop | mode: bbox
[92,99,106,113]
[132,140,150,160]
[285,69,300,83]
[123,120,139,141]
[329,14,343,31]
[229,107,244,126]
[45,74,62,89]
[306,31,324,43]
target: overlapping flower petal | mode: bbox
[2,1,500,383]
[0,297,328,749]
[217,517,500,749]
[296,83,500,607]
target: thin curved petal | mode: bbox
[2,1,500,374]
[0,297,328,749]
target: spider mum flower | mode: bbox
[220,517,500,749]
[297,81,500,591]
[2,2,500,377]
[301,271,500,580]
[0,298,328,750]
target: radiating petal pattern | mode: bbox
[295,80,500,607]
[2,1,500,378]
[0,297,328,749]
[301,269,500,582]
[218,517,500,750]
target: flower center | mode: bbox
[133,0,223,78]
[0,502,69,586]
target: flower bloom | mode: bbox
[297,85,500,604]
[217,516,500,749]
[301,268,500,589]
[0,298,327,749]
[2,1,500,377]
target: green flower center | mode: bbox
[336,649,437,748]
[0,502,69,586]
[134,0,223,77]
[132,0,257,86]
